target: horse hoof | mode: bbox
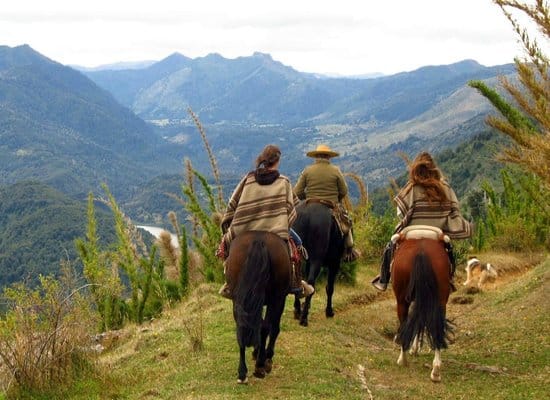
[397,356,408,367]
[253,368,266,379]
[431,366,441,382]
[299,319,308,327]
[326,309,334,318]
[237,376,248,384]
[293,310,300,320]
[265,359,273,373]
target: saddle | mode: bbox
[392,225,450,244]
[305,198,352,235]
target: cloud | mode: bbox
[1,0,522,75]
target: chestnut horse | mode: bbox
[291,201,345,326]
[391,227,453,382]
[224,231,291,384]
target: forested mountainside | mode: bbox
[0,181,116,287]
[0,44,172,199]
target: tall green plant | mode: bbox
[479,169,549,250]
[75,193,125,331]
[470,1,549,191]
[101,184,164,324]
[181,167,223,282]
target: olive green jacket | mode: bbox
[294,159,348,204]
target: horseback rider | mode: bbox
[371,151,472,291]
[294,144,359,263]
[217,144,315,298]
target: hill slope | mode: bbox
[54,253,548,399]
[0,181,115,286]
[0,45,171,198]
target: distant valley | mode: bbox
[0,44,515,286]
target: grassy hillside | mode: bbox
[35,252,548,400]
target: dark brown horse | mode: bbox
[291,201,345,326]
[391,227,453,382]
[224,230,291,384]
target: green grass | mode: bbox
[7,255,548,399]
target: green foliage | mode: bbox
[0,181,116,288]
[477,169,549,251]
[181,169,223,283]
[0,269,97,395]
[101,185,165,324]
[75,193,126,331]
[76,187,167,330]
[468,80,537,132]
[354,202,399,262]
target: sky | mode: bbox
[1,0,529,76]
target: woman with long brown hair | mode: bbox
[217,144,314,298]
[372,152,472,291]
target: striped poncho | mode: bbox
[221,170,298,247]
[394,181,472,239]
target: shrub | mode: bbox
[0,268,97,395]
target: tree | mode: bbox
[469,1,549,192]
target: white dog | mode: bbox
[463,257,498,288]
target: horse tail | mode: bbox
[398,250,452,351]
[233,239,270,349]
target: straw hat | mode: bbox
[306,144,340,158]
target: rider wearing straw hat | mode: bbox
[294,144,359,262]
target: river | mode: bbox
[136,225,179,248]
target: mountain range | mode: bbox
[82,52,514,126]
[0,44,516,285]
[0,44,174,199]
[1,44,517,200]
[80,49,515,188]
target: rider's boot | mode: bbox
[372,242,393,291]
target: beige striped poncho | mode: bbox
[394,181,472,239]
[221,171,298,247]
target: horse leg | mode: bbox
[397,346,408,367]
[325,263,338,318]
[264,299,285,374]
[253,318,269,379]
[293,296,301,320]
[409,334,420,356]
[299,262,321,326]
[430,349,442,382]
[237,346,248,384]
[299,294,312,327]
[396,300,409,367]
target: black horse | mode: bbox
[225,231,291,384]
[291,201,345,326]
